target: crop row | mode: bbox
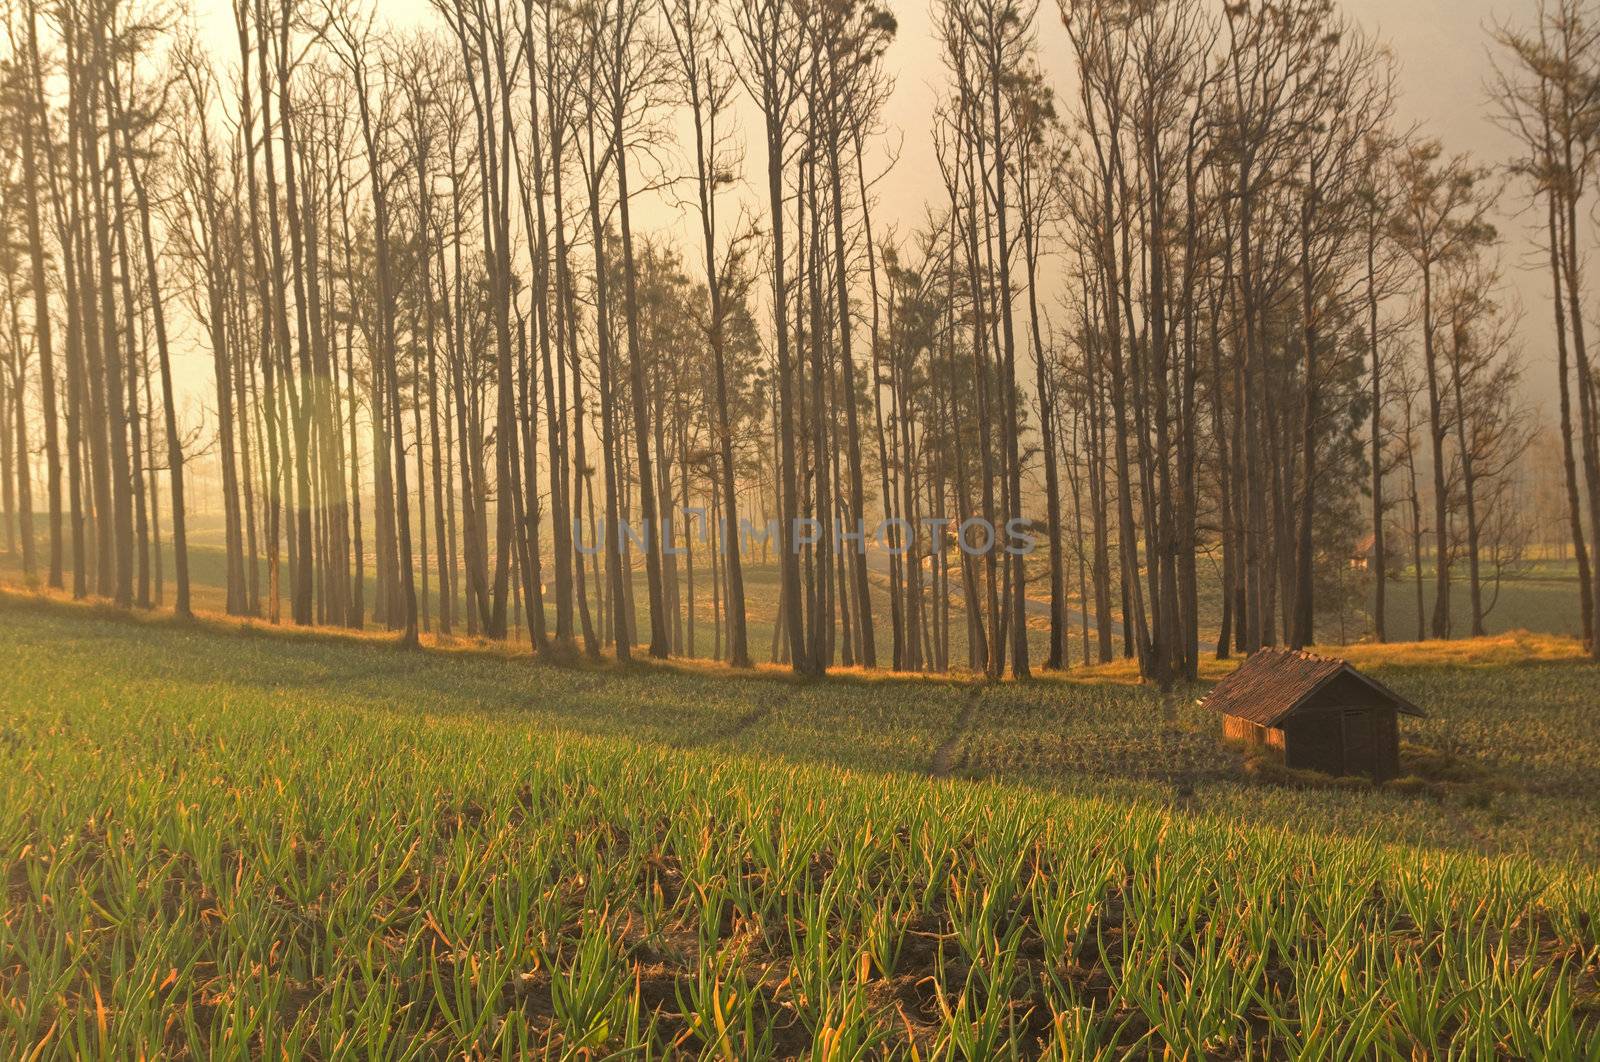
[2,669,1596,1058]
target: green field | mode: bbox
[2,595,1597,1056]
[1376,559,1590,642]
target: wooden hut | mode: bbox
[1204,648,1424,781]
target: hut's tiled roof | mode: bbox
[1202,647,1424,727]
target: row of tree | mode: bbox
[0,0,1596,680]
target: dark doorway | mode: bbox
[1341,709,1373,776]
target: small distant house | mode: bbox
[1204,648,1424,781]
[1349,533,1376,571]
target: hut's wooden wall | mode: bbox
[1282,710,1345,776]
[1280,692,1402,780]
[1223,716,1286,764]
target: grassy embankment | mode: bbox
[1,514,1590,664]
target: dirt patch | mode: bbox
[930,688,980,779]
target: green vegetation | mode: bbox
[2,597,1597,1056]
[1375,559,1590,642]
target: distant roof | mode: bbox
[1202,647,1425,727]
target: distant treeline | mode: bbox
[1,0,1597,678]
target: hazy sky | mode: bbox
[176,0,1559,412]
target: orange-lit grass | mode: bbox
[4,580,1584,691]
[1061,631,1590,686]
